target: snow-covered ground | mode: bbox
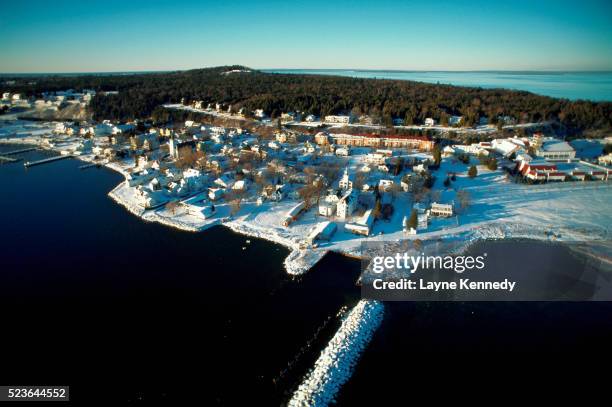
[106,152,610,275]
[2,120,610,275]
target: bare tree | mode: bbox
[456,189,471,213]
[413,239,423,250]
[388,183,403,199]
[354,172,367,191]
[229,199,242,216]
[194,150,207,170]
[176,146,197,169]
[165,201,179,215]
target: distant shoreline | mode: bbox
[2,69,612,76]
[264,69,612,75]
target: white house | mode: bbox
[232,179,249,191]
[430,202,454,217]
[492,138,526,158]
[318,201,336,217]
[335,146,350,157]
[214,174,234,189]
[208,187,225,201]
[135,186,163,209]
[319,192,340,217]
[451,144,490,156]
[424,118,436,126]
[365,153,388,165]
[336,190,356,220]
[536,139,576,161]
[324,115,352,124]
[598,153,612,166]
[345,209,375,236]
[189,205,215,220]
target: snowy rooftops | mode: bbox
[539,140,574,152]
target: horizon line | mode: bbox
[2,67,612,76]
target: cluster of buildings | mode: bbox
[314,132,434,151]
[402,201,454,235]
[442,132,610,183]
[1,89,96,111]
[517,160,608,182]
[443,142,491,157]
[313,161,439,237]
[34,96,610,246]
[183,99,473,130]
[119,121,435,216]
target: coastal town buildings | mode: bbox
[324,115,353,124]
[316,132,434,151]
[430,202,454,217]
[345,209,375,236]
[336,190,357,220]
[599,153,612,166]
[535,139,576,160]
[339,168,354,190]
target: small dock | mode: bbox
[0,156,21,163]
[78,162,101,170]
[24,154,72,168]
[3,147,37,155]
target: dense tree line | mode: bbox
[2,66,611,135]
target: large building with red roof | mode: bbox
[315,132,434,151]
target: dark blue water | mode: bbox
[0,145,361,404]
[265,69,612,101]
[339,240,612,404]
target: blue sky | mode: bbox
[1,0,611,72]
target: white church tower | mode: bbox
[339,167,353,191]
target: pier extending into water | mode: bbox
[24,154,72,168]
[289,300,384,407]
[79,162,101,170]
[0,156,21,163]
[0,147,38,164]
[4,147,37,155]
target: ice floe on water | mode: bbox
[288,300,384,407]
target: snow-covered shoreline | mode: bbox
[288,300,384,407]
[2,131,610,276]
